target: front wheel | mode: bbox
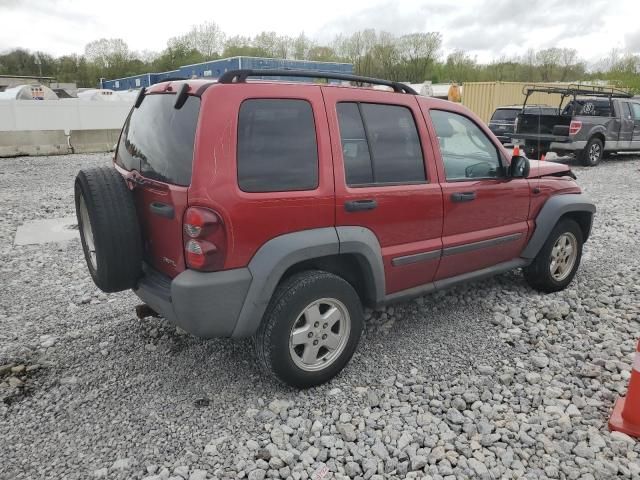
[524,218,583,293]
[254,271,363,388]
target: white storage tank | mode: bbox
[0,84,59,100]
[77,89,120,101]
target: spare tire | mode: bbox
[74,167,142,293]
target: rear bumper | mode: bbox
[134,265,252,338]
[549,140,586,152]
[511,134,586,153]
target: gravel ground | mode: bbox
[1,153,639,479]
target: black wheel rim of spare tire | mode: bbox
[78,193,97,271]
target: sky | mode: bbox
[1,0,639,64]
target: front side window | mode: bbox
[336,102,425,186]
[237,99,318,192]
[430,110,501,181]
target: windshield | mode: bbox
[115,93,200,186]
[491,109,520,121]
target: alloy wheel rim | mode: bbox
[79,195,97,270]
[549,232,577,281]
[289,298,351,372]
[589,144,601,163]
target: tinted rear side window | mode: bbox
[336,103,373,185]
[116,93,200,186]
[336,102,425,186]
[237,99,318,192]
[360,103,425,184]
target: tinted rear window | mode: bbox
[116,93,200,186]
[563,99,612,117]
[491,109,520,121]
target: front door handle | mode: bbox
[344,199,378,212]
[451,192,476,202]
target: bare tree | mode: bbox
[293,33,313,60]
[254,32,291,58]
[371,31,400,79]
[536,47,562,82]
[398,32,442,82]
[445,49,477,82]
[173,21,224,58]
[84,38,131,74]
[559,48,578,81]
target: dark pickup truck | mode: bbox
[510,85,640,166]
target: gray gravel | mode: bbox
[1,153,639,479]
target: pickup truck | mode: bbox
[510,85,640,166]
[488,105,557,145]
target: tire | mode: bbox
[579,137,603,166]
[524,218,583,293]
[74,167,143,293]
[254,270,364,388]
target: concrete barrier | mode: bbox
[0,99,130,157]
[0,130,70,157]
[0,99,132,131]
[69,129,120,154]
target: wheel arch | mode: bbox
[588,130,606,147]
[521,193,596,260]
[231,226,385,337]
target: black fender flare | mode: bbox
[521,193,596,260]
[231,227,385,337]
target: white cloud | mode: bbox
[0,0,638,64]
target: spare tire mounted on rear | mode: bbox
[74,167,143,293]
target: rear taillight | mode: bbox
[569,120,582,135]
[183,207,226,271]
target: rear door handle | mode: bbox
[344,199,378,212]
[149,202,174,219]
[451,192,476,202]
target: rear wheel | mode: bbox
[74,167,143,293]
[254,271,363,388]
[579,137,603,166]
[524,218,583,293]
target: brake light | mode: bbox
[569,120,582,135]
[183,207,226,271]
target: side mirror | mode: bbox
[509,155,530,178]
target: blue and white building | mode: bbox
[101,56,353,91]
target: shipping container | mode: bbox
[462,82,568,123]
[101,57,353,91]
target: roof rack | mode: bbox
[218,69,418,94]
[522,83,632,99]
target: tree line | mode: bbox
[1,22,638,91]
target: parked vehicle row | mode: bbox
[75,70,595,387]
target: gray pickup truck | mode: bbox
[510,85,640,166]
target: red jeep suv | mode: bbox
[75,70,595,387]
